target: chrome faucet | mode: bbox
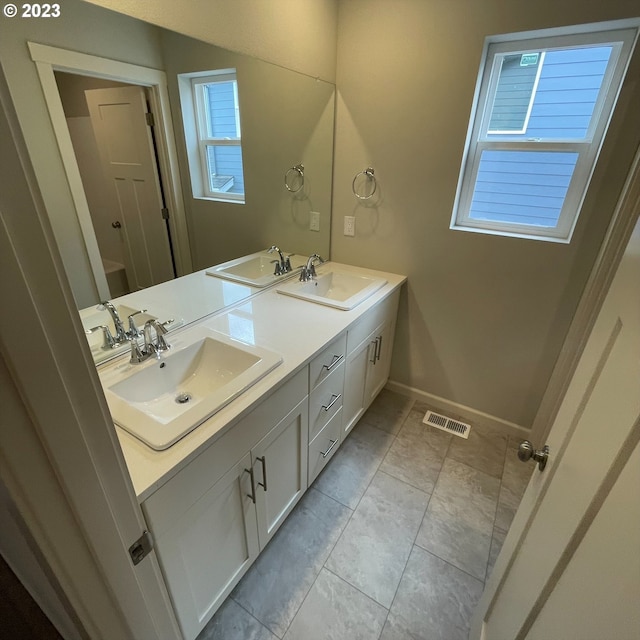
[98,300,128,343]
[300,254,324,282]
[130,319,172,363]
[267,245,292,276]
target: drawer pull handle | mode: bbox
[322,393,342,412]
[257,456,268,492]
[375,335,383,362]
[370,336,383,364]
[321,438,338,458]
[244,466,257,504]
[322,353,344,371]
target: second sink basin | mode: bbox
[103,328,282,450]
[276,267,387,310]
[206,251,307,287]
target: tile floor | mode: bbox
[197,390,532,640]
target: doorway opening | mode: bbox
[54,71,177,299]
[28,42,192,308]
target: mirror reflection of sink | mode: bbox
[276,267,387,310]
[102,329,282,450]
[206,251,307,287]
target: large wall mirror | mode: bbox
[1,0,334,340]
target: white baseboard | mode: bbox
[385,380,530,441]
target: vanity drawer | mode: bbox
[309,333,347,391]
[309,362,345,443]
[308,408,342,485]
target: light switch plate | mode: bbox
[310,211,320,232]
[344,216,355,237]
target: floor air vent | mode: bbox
[423,410,470,439]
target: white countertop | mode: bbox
[102,262,406,502]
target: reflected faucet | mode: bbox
[98,300,128,343]
[300,254,324,282]
[267,245,292,276]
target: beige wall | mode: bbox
[82,0,339,82]
[332,0,640,428]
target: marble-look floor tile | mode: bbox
[359,389,414,435]
[326,471,429,607]
[416,509,492,581]
[283,569,388,640]
[380,546,484,640]
[447,424,508,478]
[379,407,451,493]
[197,598,277,640]
[313,422,395,509]
[415,458,500,579]
[230,488,352,638]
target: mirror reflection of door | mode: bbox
[55,73,176,297]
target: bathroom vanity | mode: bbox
[95,260,405,640]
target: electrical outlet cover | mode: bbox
[344,216,355,236]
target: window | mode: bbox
[451,26,637,242]
[178,69,245,203]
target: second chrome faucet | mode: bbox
[300,254,324,282]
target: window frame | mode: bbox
[450,25,638,243]
[177,68,246,204]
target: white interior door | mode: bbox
[86,86,174,291]
[471,212,640,639]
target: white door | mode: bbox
[471,212,640,639]
[86,86,174,291]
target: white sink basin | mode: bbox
[276,267,387,310]
[206,251,307,287]
[103,329,282,450]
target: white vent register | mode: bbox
[423,410,470,439]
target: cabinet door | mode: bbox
[252,398,308,549]
[364,318,391,406]
[153,453,259,640]
[342,336,375,438]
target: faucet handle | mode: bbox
[129,337,146,364]
[85,325,116,349]
[127,309,147,337]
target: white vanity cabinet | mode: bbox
[126,270,404,640]
[343,290,400,438]
[142,369,308,640]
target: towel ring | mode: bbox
[284,164,304,192]
[352,167,377,200]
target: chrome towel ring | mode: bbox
[352,167,377,200]
[284,164,304,192]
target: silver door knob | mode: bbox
[517,441,549,471]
